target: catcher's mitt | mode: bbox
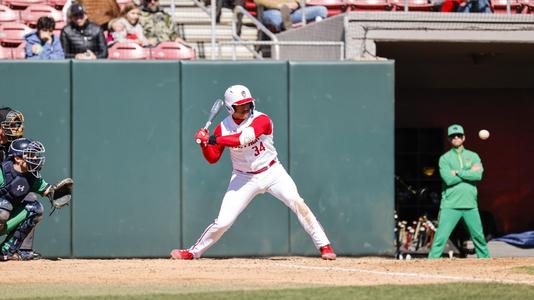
[47,177,73,215]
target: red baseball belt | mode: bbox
[242,159,277,175]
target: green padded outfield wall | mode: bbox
[0,61,394,258]
[71,61,181,257]
[288,62,395,256]
[0,61,71,257]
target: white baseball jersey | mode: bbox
[219,111,278,173]
[188,109,331,258]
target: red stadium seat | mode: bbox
[0,44,12,58]
[116,0,132,9]
[390,0,433,11]
[244,0,257,16]
[522,0,534,13]
[307,0,348,16]
[0,22,31,47]
[4,0,46,10]
[492,0,522,13]
[46,0,66,9]
[150,41,195,60]
[20,4,64,28]
[348,0,390,11]
[108,42,149,60]
[439,0,460,12]
[0,4,19,23]
[11,40,24,58]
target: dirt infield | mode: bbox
[0,257,533,298]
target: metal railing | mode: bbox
[190,0,218,58]
[232,5,279,59]
[229,6,345,60]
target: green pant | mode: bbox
[428,208,490,259]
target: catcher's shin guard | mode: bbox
[1,201,43,257]
[19,193,39,251]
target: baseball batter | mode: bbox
[171,85,336,260]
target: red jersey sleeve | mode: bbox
[215,114,272,147]
[201,125,224,164]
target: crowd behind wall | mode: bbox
[0,0,524,60]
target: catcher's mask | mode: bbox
[9,137,46,178]
[1,109,25,142]
[224,85,255,115]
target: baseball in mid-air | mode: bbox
[479,129,490,140]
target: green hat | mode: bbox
[447,124,464,136]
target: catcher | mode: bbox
[0,107,73,260]
[0,137,73,261]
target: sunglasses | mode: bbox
[147,0,159,2]
[71,14,85,20]
[449,134,464,139]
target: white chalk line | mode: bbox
[254,263,534,286]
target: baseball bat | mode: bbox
[196,99,224,144]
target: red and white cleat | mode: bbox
[170,249,194,260]
[320,244,336,260]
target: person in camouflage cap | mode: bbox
[139,0,180,46]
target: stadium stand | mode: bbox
[20,4,64,28]
[350,0,391,12]
[390,0,433,11]
[0,44,12,58]
[524,0,534,13]
[108,41,150,59]
[244,0,257,15]
[47,0,67,10]
[0,22,31,46]
[150,41,196,59]
[4,0,47,10]
[492,0,522,13]
[116,0,132,9]
[0,4,19,23]
[307,0,347,16]
[160,0,258,59]
[11,39,24,58]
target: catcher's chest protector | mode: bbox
[0,161,35,204]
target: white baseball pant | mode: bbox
[188,162,331,258]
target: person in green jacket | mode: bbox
[428,124,490,259]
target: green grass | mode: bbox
[515,266,534,275]
[9,283,534,300]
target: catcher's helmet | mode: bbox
[9,137,46,178]
[0,108,24,142]
[224,85,255,115]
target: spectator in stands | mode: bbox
[139,0,181,46]
[78,0,121,29]
[203,0,244,23]
[24,17,65,60]
[61,3,108,59]
[108,4,149,46]
[255,0,327,32]
[457,0,492,12]
[435,0,460,12]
